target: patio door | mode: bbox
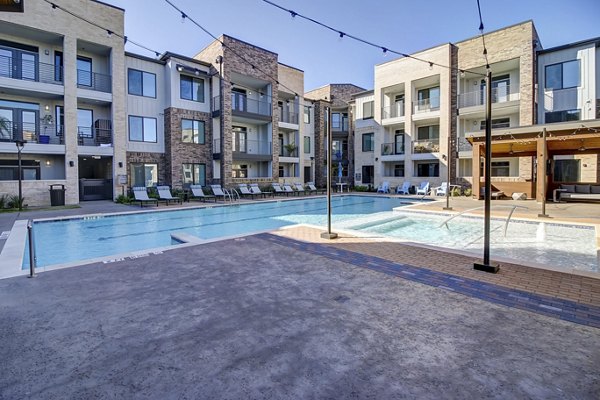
[231,88,246,112]
[232,126,247,153]
[0,105,38,142]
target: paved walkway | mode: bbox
[1,236,598,399]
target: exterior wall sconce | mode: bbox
[118,161,123,168]
[176,65,184,72]
[45,160,51,166]
[69,161,74,167]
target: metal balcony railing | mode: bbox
[77,69,111,93]
[458,85,519,108]
[233,139,272,155]
[0,54,63,85]
[231,93,272,116]
[381,142,405,156]
[0,121,64,144]
[457,137,472,152]
[332,120,349,132]
[279,145,298,157]
[213,138,221,153]
[382,102,405,119]
[280,111,299,124]
[412,139,440,154]
[413,97,440,113]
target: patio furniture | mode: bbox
[132,187,158,207]
[396,182,411,195]
[210,184,230,201]
[249,183,272,198]
[416,182,430,196]
[271,183,288,196]
[237,184,257,199]
[377,182,390,194]
[157,186,182,205]
[554,184,600,202]
[189,185,216,202]
[307,183,326,194]
[293,183,307,195]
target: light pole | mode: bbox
[15,140,25,211]
[320,103,337,240]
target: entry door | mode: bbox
[394,131,405,154]
[304,166,311,183]
[0,108,37,141]
[362,166,374,185]
[231,89,247,112]
[21,110,37,141]
[232,126,247,152]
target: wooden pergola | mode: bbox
[468,120,600,200]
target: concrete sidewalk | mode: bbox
[1,236,598,399]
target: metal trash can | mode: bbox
[49,184,66,206]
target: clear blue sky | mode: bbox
[103,0,600,91]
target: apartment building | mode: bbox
[0,0,126,205]
[305,83,365,188]
[350,90,376,188]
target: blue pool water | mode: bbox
[27,196,410,268]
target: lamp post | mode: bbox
[474,70,499,273]
[538,128,549,218]
[15,140,25,211]
[320,103,337,240]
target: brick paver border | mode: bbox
[258,233,600,329]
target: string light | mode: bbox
[476,0,490,69]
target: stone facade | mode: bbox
[164,107,213,188]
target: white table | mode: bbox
[335,183,348,193]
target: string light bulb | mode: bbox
[382,47,388,57]
[181,12,186,23]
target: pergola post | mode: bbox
[536,131,546,202]
[471,142,482,198]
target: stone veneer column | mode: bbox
[62,35,79,205]
[111,46,127,199]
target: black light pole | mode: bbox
[321,103,337,240]
[15,140,25,212]
[474,70,499,273]
[443,133,452,210]
[216,55,225,186]
[538,128,549,218]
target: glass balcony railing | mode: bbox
[382,102,405,119]
[458,85,519,108]
[412,139,440,154]
[233,139,272,155]
[0,54,63,85]
[413,97,440,113]
[381,142,405,155]
[280,111,299,124]
[77,69,111,93]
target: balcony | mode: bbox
[457,137,472,153]
[280,111,299,125]
[412,139,440,154]
[77,120,112,146]
[0,54,63,86]
[458,85,519,109]
[332,120,349,133]
[233,139,272,160]
[77,69,111,93]
[0,121,62,144]
[382,102,405,119]
[413,97,440,114]
[381,142,405,156]
[279,144,298,158]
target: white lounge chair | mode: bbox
[271,183,287,196]
[307,183,326,194]
[282,184,298,196]
[250,183,272,198]
[132,187,158,207]
[293,183,306,195]
[189,185,216,202]
[157,186,182,205]
[210,184,229,201]
[416,181,430,196]
[396,182,411,195]
[435,182,449,196]
[237,184,257,199]
[377,181,390,194]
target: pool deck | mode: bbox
[1,196,600,397]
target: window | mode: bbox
[303,106,311,124]
[362,133,374,152]
[303,136,311,154]
[362,166,374,184]
[232,164,247,178]
[417,125,440,140]
[480,118,511,130]
[128,69,156,97]
[491,161,510,177]
[77,109,93,138]
[131,163,158,187]
[182,163,206,186]
[332,113,341,129]
[415,161,439,177]
[362,101,374,119]
[181,119,205,144]
[180,75,204,102]
[279,165,285,177]
[76,56,92,87]
[54,51,63,82]
[554,159,580,182]
[545,109,580,123]
[545,60,580,90]
[0,160,40,181]
[417,87,440,110]
[394,163,405,177]
[128,116,157,142]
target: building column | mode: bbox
[111,46,126,199]
[62,35,79,205]
[472,142,481,198]
[536,137,546,201]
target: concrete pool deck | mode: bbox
[1,234,599,398]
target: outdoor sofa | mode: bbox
[553,184,600,202]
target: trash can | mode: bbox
[49,184,66,206]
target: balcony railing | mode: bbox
[0,121,63,144]
[233,139,272,156]
[280,111,299,124]
[412,139,440,154]
[213,96,221,112]
[458,85,519,108]
[382,101,405,119]
[332,120,349,132]
[213,138,221,153]
[381,142,405,156]
[457,137,472,152]
[413,97,440,113]
[279,145,298,157]
[231,93,272,116]
[77,69,111,93]
[0,54,63,85]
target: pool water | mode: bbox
[26,196,410,268]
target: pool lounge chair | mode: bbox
[132,187,158,207]
[210,184,230,201]
[189,185,216,202]
[307,183,326,194]
[157,186,182,205]
[293,183,307,195]
[271,183,288,196]
[283,184,299,196]
[249,183,272,198]
[377,182,390,194]
[434,182,449,196]
[237,184,257,199]
[396,181,411,195]
[416,182,430,196]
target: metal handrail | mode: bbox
[0,54,63,85]
[27,220,36,278]
[439,205,528,237]
[77,69,112,93]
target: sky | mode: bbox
[102,0,600,91]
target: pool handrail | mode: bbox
[439,205,528,237]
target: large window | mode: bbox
[181,119,205,144]
[0,160,40,181]
[76,56,92,87]
[362,132,374,152]
[554,159,580,182]
[129,116,157,142]
[332,112,341,129]
[480,118,511,130]
[128,69,156,97]
[180,75,204,102]
[304,136,311,154]
[545,109,580,124]
[303,106,311,124]
[131,163,158,187]
[491,161,510,177]
[417,87,440,110]
[415,161,439,177]
[362,101,374,119]
[77,109,93,138]
[232,164,248,178]
[182,163,206,186]
[394,163,405,177]
[545,60,580,90]
[417,125,440,140]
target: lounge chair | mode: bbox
[416,181,430,196]
[249,183,272,198]
[271,183,288,196]
[377,181,390,194]
[307,183,326,194]
[157,186,182,205]
[434,182,449,196]
[293,183,306,195]
[132,186,158,207]
[189,185,216,202]
[282,184,299,196]
[237,184,257,199]
[396,181,411,195]
[210,184,230,201]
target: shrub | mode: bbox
[451,187,462,197]
[463,188,472,197]
[7,195,24,209]
[0,194,7,209]
[354,185,369,192]
[115,194,132,204]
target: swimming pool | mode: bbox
[26,196,411,268]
